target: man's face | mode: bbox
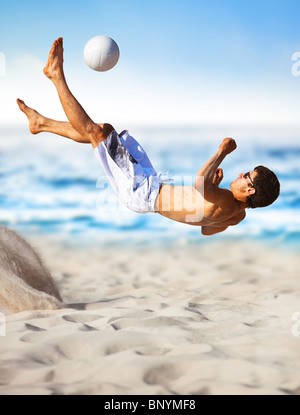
[230,171,258,198]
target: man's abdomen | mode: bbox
[156,185,205,224]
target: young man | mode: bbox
[17,38,280,236]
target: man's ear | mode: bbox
[247,187,256,196]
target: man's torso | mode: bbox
[155,184,245,227]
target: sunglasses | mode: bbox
[244,172,255,188]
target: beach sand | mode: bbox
[0,235,300,395]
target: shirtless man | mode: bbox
[17,38,280,236]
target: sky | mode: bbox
[1,0,300,129]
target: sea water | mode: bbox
[0,124,299,250]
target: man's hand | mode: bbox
[213,168,223,186]
[219,138,237,155]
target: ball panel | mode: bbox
[91,51,102,71]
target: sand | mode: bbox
[0,234,300,395]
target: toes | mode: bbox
[54,38,62,46]
[53,37,63,49]
[16,98,24,107]
[16,99,26,113]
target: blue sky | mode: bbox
[1,0,300,127]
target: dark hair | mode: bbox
[247,166,280,209]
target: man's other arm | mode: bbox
[201,225,228,236]
[195,138,237,193]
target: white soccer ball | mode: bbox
[83,35,120,72]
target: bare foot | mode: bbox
[43,37,64,81]
[16,99,44,134]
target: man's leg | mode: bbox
[17,99,102,144]
[43,37,114,148]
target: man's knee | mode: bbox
[90,123,115,147]
[101,123,115,139]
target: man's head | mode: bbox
[230,166,280,208]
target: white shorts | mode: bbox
[93,130,168,213]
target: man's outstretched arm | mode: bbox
[195,138,237,192]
